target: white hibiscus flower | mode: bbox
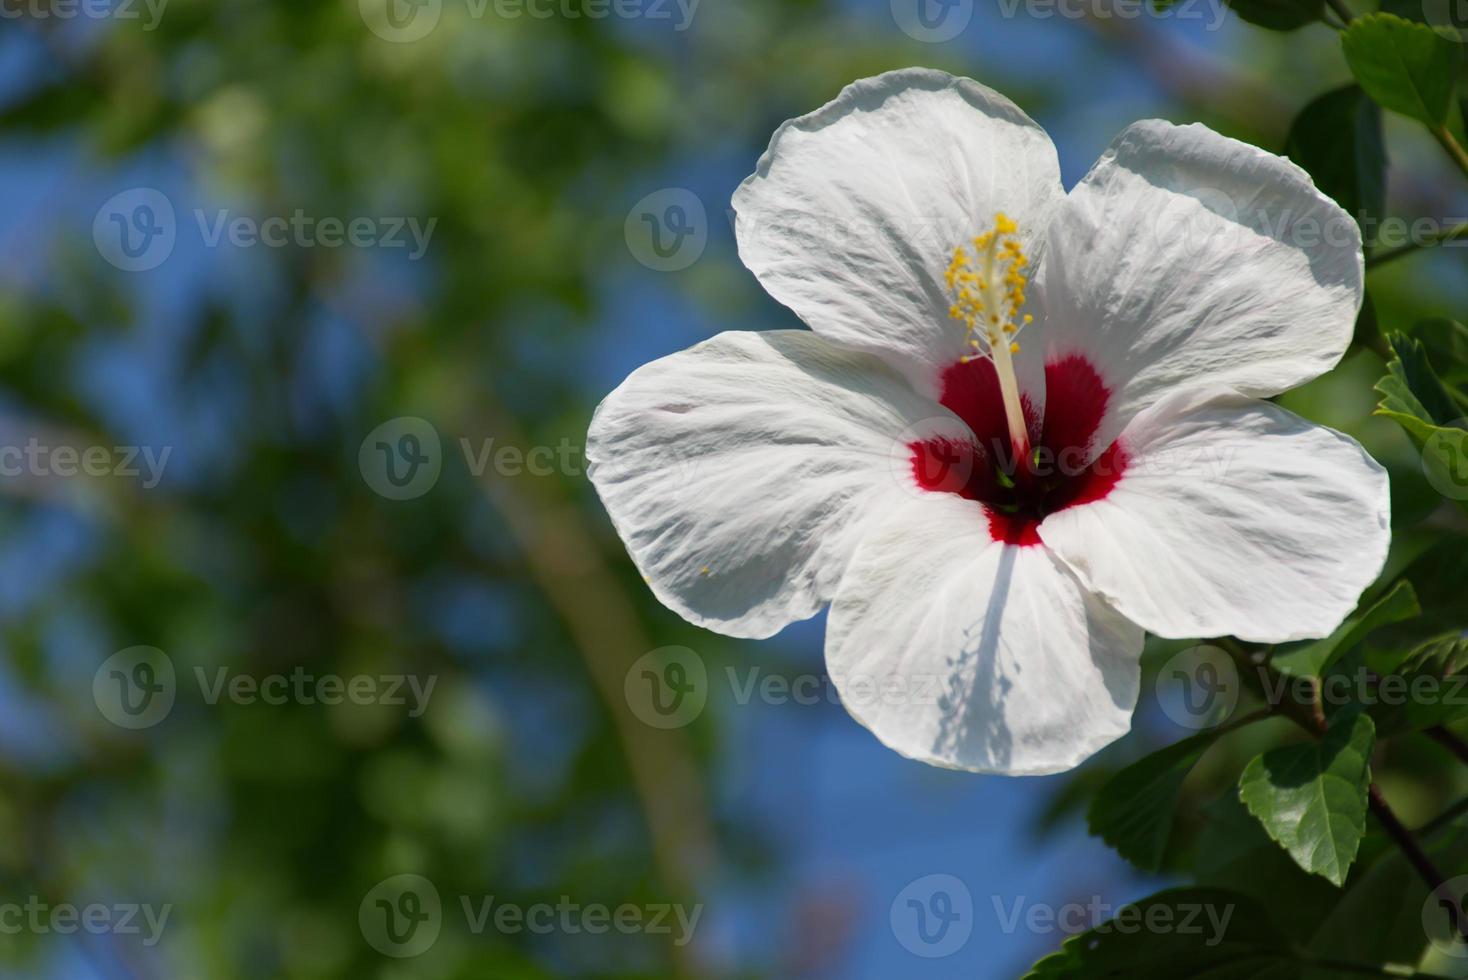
[588,68,1390,775]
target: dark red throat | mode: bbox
[909,353,1126,545]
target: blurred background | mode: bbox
[0,0,1465,977]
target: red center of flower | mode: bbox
[909,353,1126,546]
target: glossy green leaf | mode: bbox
[1342,13,1458,125]
[1283,85,1386,232]
[1238,710,1375,886]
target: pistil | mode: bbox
[945,213,1034,471]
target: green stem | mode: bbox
[1323,0,1354,23]
[1426,725,1468,768]
[1368,782,1466,946]
[1432,124,1468,184]
[1366,220,1468,270]
[1419,793,1468,838]
[1213,637,1323,735]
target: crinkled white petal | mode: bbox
[586,329,967,639]
[1036,120,1363,457]
[1038,387,1390,644]
[825,493,1142,775]
[732,68,1063,397]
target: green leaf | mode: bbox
[1238,710,1375,886]
[1022,888,1298,978]
[1087,730,1224,871]
[1414,318,1468,390]
[1226,0,1324,30]
[1271,580,1420,678]
[1342,13,1458,125]
[1283,85,1386,232]
[1376,332,1468,511]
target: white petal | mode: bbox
[1036,120,1363,456]
[826,494,1142,775]
[586,329,965,639]
[732,68,1063,395]
[1038,387,1391,644]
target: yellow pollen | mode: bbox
[944,212,1034,463]
[944,212,1031,359]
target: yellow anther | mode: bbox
[944,212,1031,359]
[945,212,1034,464]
